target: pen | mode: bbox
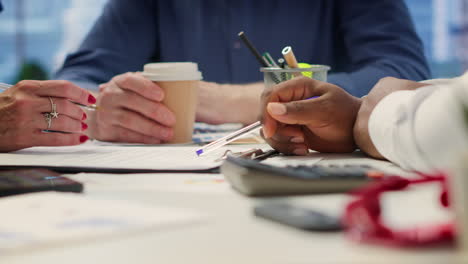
[195,96,321,157]
[238,31,270,67]
[196,121,262,156]
[0,82,99,111]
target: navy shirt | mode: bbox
[55,0,430,97]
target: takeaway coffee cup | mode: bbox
[142,62,203,143]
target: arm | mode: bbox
[197,81,263,125]
[354,75,468,172]
[54,0,158,90]
[329,0,430,97]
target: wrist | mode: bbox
[221,83,263,125]
[353,97,384,159]
[83,108,97,139]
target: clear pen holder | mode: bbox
[260,65,331,89]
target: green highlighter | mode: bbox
[298,62,314,78]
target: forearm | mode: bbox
[223,82,263,125]
[352,77,431,166]
[328,60,429,98]
[332,0,430,97]
[197,81,263,125]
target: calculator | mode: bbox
[221,155,381,196]
[0,169,83,197]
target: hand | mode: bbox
[261,77,362,155]
[87,72,175,143]
[0,80,94,152]
[196,81,263,125]
[354,77,429,159]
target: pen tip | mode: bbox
[238,31,244,36]
[196,149,203,156]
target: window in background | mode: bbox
[0,0,106,83]
[405,0,464,78]
[0,0,465,83]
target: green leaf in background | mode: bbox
[14,61,49,82]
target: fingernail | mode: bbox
[164,112,176,125]
[293,148,308,156]
[154,90,164,101]
[268,103,287,115]
[161,129,173,140]
[82,122,88,131]
[79,135,89,143]
[88,94,97,104]
[82,112,87,121]
[290,137,304,143]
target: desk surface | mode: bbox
[0,153,462,264]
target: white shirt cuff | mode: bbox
[368,91,415,169]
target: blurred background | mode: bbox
[0,0,466,83]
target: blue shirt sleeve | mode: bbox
[327,0,430,97]
[55,0,158,90]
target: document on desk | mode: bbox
[0,192,203,253]
[0,143,264,172]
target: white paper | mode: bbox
[0,192,202,252]
[0,143,266,171]
[70,173,231,194]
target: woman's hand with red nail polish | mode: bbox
[0,80,94,152]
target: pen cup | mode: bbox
[142,62,203,144]
[260,65,331,89]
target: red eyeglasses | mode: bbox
[343,172,455,247]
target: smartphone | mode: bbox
[254,202,342,231]
[0,169,83,197]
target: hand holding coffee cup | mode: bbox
[142,62,202,143]
[87,72,176,144]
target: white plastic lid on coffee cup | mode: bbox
[142,62,203,81]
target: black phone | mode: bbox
[254,202,342,232]
[0,169,83,197]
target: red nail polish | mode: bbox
[82,112,87,121]
[82,123,88,131]
[88,94,97,104]
[79,135,89,143]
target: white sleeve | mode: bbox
[368,74,468,173]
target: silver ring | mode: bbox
[49,97,59,119]
[44,113,52,129]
